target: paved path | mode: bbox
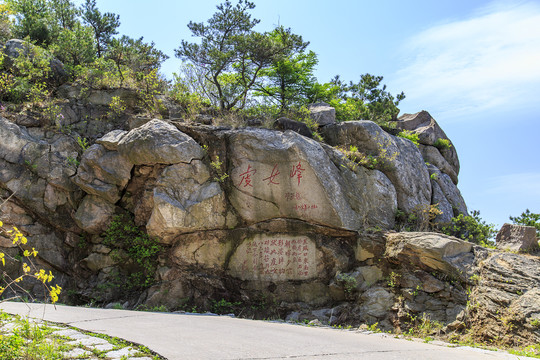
[0,302,535,360]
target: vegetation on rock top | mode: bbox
[0,0,403,128]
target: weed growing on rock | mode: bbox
[211,298,241,314]
[338,139,398,172]
[395,204,442,232]
[387,271,401,288]
[433,138,451,149]
[202,145,230,182]
[107,95,126,119]
[43,102,64,128]
[404,313,443,338]
[210,155,229,183]
[336,272,357,299]
[77,136,89,151]
[397,130,419,147]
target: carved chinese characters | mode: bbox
[229,234,320,281]
[229,159,338,226]
[227,128,374,230]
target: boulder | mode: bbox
[146,161,232,244]
[81,253,117,272]
[308,102,336,126]
[360,287,394,318]
[72,144,133,203]
[396,111,459,176]
[96,130,128,151]
[227,128,396,230]
[273,117,312,138]
[496,223,539,252]
[74,195,116,234]
[0,115,44,163]
[327,147,397,229]
[320,120,431,214]
[171,231,232,269]
[350,266,383,290]
[117,119,204,165]
[385,232,474,279]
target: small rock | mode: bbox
[308,102,336,126]
[105,347,139,358]
[62,348,92,358]
[273,117,313,138]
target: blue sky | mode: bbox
[82,0,540,229]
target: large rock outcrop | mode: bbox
[4,100,536,347]
[227,128,396,230]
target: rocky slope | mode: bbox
[0,90,538,347]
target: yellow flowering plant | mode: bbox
[0,200,62,304]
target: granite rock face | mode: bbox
[320,120,431,214]
[396,111,460,180]
[5,103,537,347]
[496,223,539,252]
[227,128,396,230]
[146,161,233,244]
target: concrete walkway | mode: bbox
[0,302,535,360]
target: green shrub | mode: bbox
[107,95,126,118]
[211,298,241,314]
[395,204,443,232]
[433,138,451,149]
[0,43,52,103]
[102,214,163,290]
[397,130,419,147]
[441,210,496,246]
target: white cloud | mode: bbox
[394,1,540,118]
[485,172,540,198]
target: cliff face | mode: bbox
[1,95,538,346]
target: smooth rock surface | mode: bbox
[228,234,323,281]
[228,128,396,230]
